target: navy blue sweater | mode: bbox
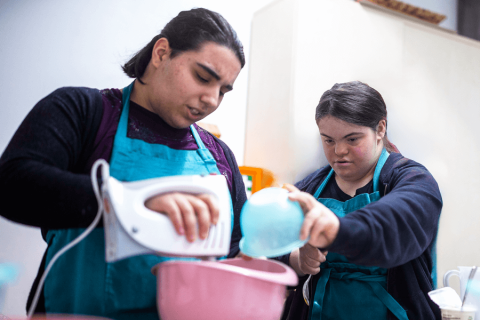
[280,153,442,320]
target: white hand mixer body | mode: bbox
[100,161,233,262]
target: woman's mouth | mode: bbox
[189,108,200,115]
[335,161,351,166]
[187,106,203,119]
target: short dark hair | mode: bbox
[315,81,398,153]
[122,8,245,83]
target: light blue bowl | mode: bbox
[239,187,307,258]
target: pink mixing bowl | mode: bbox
[152,258,298,320]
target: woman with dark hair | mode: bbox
[279,81,442,320]
[0,8,246,319]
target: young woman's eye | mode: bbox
[324,139,334,145]
[348,138,358,142]
[197,73,209,83]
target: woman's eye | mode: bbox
[348,138,358,143]
[197,73,209,83]
[324,139,333,144]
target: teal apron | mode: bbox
[43,81,229,319]
[308,149,409,320]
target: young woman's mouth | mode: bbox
[187,106,204,119]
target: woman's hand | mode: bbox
[236,252,254,261]
[145,192,219,243]
[284,184,340,249]
[290,245,328,276]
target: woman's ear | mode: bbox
[376,119,386,140]
[151,38,171,67]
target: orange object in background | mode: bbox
[239,166,277,198]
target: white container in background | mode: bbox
[441,307,476,320]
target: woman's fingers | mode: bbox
[301,254,321,271]
[282,183,299,193]
[298,257,320,275]
[145,194,185,236]
[283,186,340,248]
[302,264,320,275]
[196,193,220,225]
[298,243,327,274]
[175,194,205,242]
[300,208,318,241]
[287,188,320,214]
[145,192,220,243]
[302,243,327,263]
[237,252,253,261]
[308,209,340,248]
[297,199,326,241]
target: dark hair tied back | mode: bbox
[122,8,245,83]
[315,81,399,153]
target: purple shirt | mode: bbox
[86,88,233,192]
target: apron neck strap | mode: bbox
[122,81,134,108]
[313,169,335,199]
[190,124,208,150]
[372,148,389,193]
[117,81,135,138]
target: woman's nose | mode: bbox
[200,88,220,108]
[335,143,348,156]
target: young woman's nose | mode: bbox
[335,142,348,156]
[200,87,220,108]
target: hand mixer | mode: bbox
[27,159,232,318]
[100,160,233,261]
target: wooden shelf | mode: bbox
[357,0,456,34]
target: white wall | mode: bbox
[0,0,273,316]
